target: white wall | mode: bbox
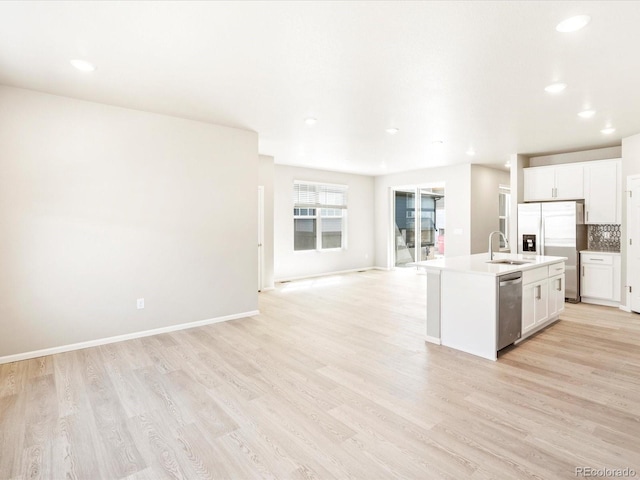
[274,165,375,281]
[258,155,275,289]
[529,146,622,167]
[470,165,511,254]
[0,86,259,358]
[374,164,472,268]
[509,154,529,253]
[621,133,640,310]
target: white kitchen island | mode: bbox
[415,253,567,361]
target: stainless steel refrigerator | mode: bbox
[517,201,587,302]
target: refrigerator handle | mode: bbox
[540,214,545,255]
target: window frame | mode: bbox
[499,185,511,250]
[293,181,348,252]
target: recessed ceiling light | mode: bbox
[466,149,476,156]
[386,127,399,135]
[601,127,616,135]
[544,82,567,94]
[69,59,96,72]
[578,109,596,118]
[304,117,317,126]
[556,15,591,33]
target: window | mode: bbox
[499,186,511,248]
[293,181,347,251]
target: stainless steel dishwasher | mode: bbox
[497,272,523,350]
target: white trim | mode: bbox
[293,179,347,189]
[626,174,640,314]
[258,185,265,292]
[425,335,442,345]
[374,266,392,271]
[260,287,275,292]
[619,304,632,313]
[0,310,259,365]
[275,267,374,283]
[581,297,620,308]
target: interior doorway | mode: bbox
[628,176,640,313]
[258,186,264,292]
[393,185,445,267]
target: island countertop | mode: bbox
[414,252,568,276]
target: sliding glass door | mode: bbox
[394,187,445,267]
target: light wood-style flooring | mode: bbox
[1,268,640,479]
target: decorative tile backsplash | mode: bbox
[587,224,621,252]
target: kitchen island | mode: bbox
[415,252,567,361]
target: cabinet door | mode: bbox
[523,280,549,333]
[524,167,555,201]
[522,283,536,333]
[582,263,614,299]
[534,279,549,325]
[548,274,565,317]
[555,164,584,200]
[584,161,619,224]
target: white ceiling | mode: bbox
[0,1,638,175]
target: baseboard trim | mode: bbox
[619,304,632,313]
[275,267,375,283]
[0,309,260,365]
[425,335,441,345]
[259,287,275,292]
[581,297,620,308]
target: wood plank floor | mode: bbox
[2,268,640,479]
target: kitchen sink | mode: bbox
[486,259,532,265]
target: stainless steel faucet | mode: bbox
[489,231,508,260]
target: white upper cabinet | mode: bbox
[554,164,585,200]
[523,164,584,201]
[523,167,556,201]
[524,159,621,224]
[584,159,621,224]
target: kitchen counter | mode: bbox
[415,252,568,276]
[580,250,620,254]
[416,252,567,361]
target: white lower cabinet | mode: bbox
[548,274,565,318]
[522,279,548,335]
[580,252,621,306]
[521,263,564,338]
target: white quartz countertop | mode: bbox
[414,253,567,276]
[580,250,621,255]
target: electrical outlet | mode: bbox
[137,298,144,309]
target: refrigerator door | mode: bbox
[542,202,577,248]
[542,201,584,302]
[517,203,542,254]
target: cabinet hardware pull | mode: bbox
[582,266,585,276]
[588,258,604,261]
[586,211,589,222]
[557,279,562,291]
[536,285,541,299]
